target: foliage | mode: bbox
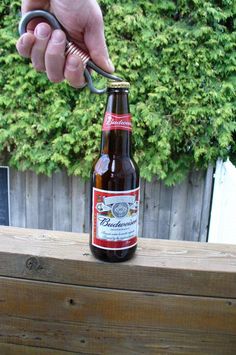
[0,0,235,184]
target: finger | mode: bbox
[64,55,86,88]
[22,0,49,14]
[16,32,35,58]
[31,23,52,72]
[45,30,66,83]
[84,11,114,73]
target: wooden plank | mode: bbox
[0,316,235,355]
[0,276,235,354]
[0,343,74,355]
[38,174,53,230]
[9,169,26,227]
[184,170,205,241]
[0,227,236,298]
[137,178,145,238]
[0,166,10,226]
[52,171,72,232]
[169,177,188,240]
[142,178,160,238]
[71,176,86,233]
[157,182,173,239]
[0,317,235,355]
[83,179,91,233]
[26,171,39,229]
[200,165,214,242]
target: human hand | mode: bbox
[16,0,114,88]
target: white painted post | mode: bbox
[208,159,236,244]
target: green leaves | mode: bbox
[0,0,235,185]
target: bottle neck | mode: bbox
[101,88,132,157]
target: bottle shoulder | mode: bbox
[93,154,137,175]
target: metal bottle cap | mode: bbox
[108,81,130,89]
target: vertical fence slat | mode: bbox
[26,171,39,229]
[199,165,214,242]
[84,180,91,233]
[72,176,86,233]
[38,174,53,230]
[142,178,160,238]
[184,170,205,241]
[9,169,26,228]
[169,177,188,240]
[53,171,72,232]
[157,183,173,239]
[138,178,145,238]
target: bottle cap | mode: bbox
[107,81,130,89]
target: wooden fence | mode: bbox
[0,226,236,354]
[9,166,214,241]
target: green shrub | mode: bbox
[0,0,235,184]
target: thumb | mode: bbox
[84,16,114,73]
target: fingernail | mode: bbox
[36,24,50,39]
[67,55,80,70]
[107,58,115,72]
[51,30,65,44]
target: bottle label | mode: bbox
[92,187,139,250]
[102,112,132,132]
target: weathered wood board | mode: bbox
[0,226,235,354]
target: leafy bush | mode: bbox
[0,0,235,184]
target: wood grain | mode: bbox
[26,171,39,229]
[9,167,214,241]
[9,170,26,228]
[38,174,53,230]
[0,276,235,354]
[71,176,86,233]
[0,227,236,298]
[142,178,160,238]
[0,226,235,354]
[0,343,74,355]
[52,171,72,232]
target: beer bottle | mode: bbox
[90,81,140,262]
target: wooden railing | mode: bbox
[0,226,235,354]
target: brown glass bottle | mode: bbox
[90,81,140,262]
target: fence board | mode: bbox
[38,174,53,230]
[184,171,205,241]
[169,177,188,240]
[26,171,39,228]
[138,178,145,237]
[84,179,91,233]
[142,178,160,238]
[52,171,72,231]
[157,182,173,239]
[200,165,214,242]
[71,176,86,232]
[9,170,26,228]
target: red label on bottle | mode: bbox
[102,112,132,131]
[92,187,139,250]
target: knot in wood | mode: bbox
[26,257,41,271]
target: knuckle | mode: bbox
[92,11,103,27]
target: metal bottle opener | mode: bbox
[19,10,123,94]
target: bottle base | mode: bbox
[90,244,137,263]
